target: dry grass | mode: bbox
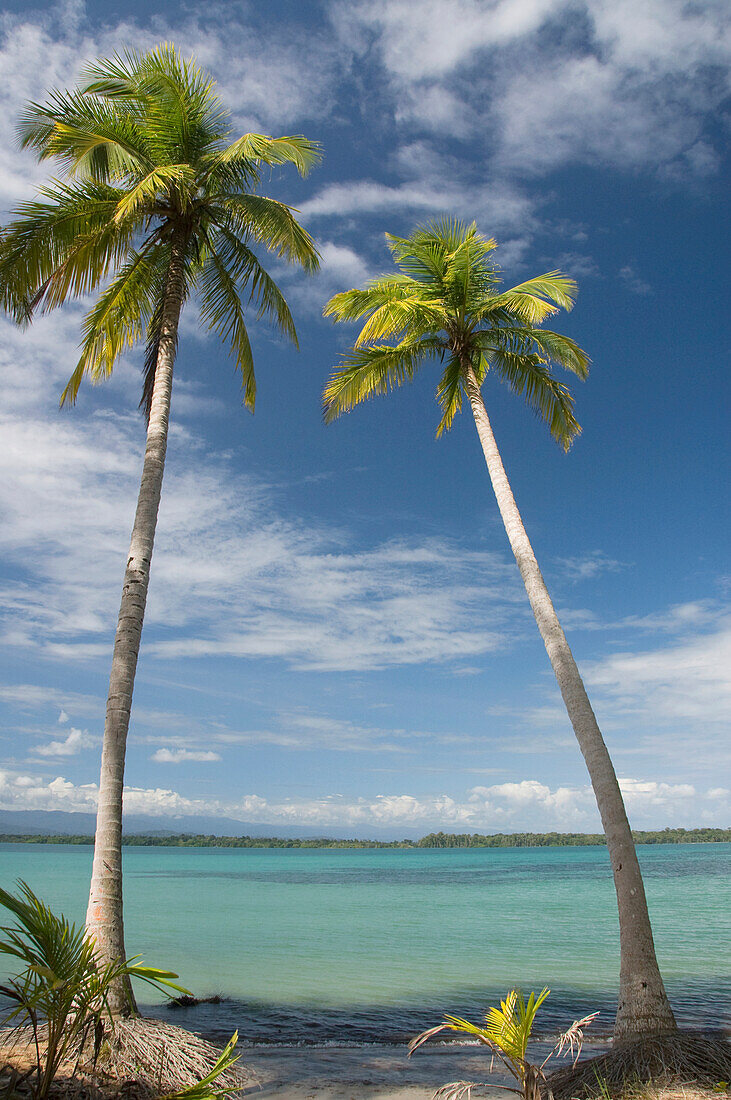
[105,1017,252,1096]
[0,1018,252,1100]
[546,1033,731,1100]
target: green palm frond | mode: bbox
[62,242,167,405]
[215,193,319,270]
[204,133,321,182]
[435,354,464,437]
[323,276,415,322]
[485,273,578,325]
[528,327,590,379]
[0,180,129,317]
[489,346,582,449]
[2,45,319,408]
[198,247,255,411]
[214,226,297,339]
[112,164,196,222]
[323,338,440,423]
[323,221,589,447]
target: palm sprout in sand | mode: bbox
[323,219,676,1041]
[0,45,320,1012]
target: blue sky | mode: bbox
[0,0,728,836]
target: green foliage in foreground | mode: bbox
[410,987,598,1100]
[0,881,188,1100]
[0,827,728,848]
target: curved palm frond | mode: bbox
[203,133,321,188]
[0,180,134,318]
[214,193,319,271]
[197,247,255,411]
[323,337,441,424]
[484,272,578,325]
[62,241,168,406]
[435,353,464,437]
[528,327,590,379]
[488,345,582,449]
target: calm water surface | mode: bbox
[0,842,728,1044]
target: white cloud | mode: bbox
[0,307,526,673]
[585,616,731,726]
[34,727,96,757]
[619,265,652,296]
[299,178,536,238]
[151,748,222,764]
[334,0,564,83]
[556,551,626,582]
[58,709,69,724]
[336,0,730,177]
[0,766,723,830]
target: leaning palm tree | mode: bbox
[322,219,676,1041]
[0,45,320,1013]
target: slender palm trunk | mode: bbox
[86,235,187,1015]
[463,363,676,1041]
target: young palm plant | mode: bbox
[409,988,598,1100]
[0,881,188,1100]
[323,219,676,1041]
[0,45,320,1012]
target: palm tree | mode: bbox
[0,45,320,1013]
[322,220,676,1041]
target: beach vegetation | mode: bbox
[1,827,729,848]
[409,987,597,1100]
[0,43,320,1012]
[322,218,676,1040]
[0,881,188,1100]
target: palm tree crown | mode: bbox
[323,218,587,443]
[1,44,320,411]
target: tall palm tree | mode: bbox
[322,219,676,1041]
[0,45,320,1013]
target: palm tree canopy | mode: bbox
[0,44,321,416]
[323,219,589,449]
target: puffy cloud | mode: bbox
[0,767,723,830]
[34,728,96,757]
[151,749,222,764]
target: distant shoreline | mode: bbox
[1,827,728,848]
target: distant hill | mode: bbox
[0,809,340,839]
[0,812,728,847]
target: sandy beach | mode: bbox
[238,1043,519,1100]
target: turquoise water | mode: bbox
[0,842,728,1043]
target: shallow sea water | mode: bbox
[0,841,728,1045]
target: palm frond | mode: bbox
[485,272,578,324]
[214,194,319,270]
[62,241,166,406]
[435,354,464,436]
[323,338,439,423]
[113,164,196,222]
[205,133,321,179]
[197,247,256,411]
[0,182,146,323]
[489,347,582,450]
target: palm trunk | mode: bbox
[86,234,187,1015]
[463,363,676,1041]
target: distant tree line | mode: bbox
[0,827,728,848]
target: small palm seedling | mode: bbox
[0,881,188,1100]
[409,987,598,1100]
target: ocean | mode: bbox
[0,842,728,1047]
